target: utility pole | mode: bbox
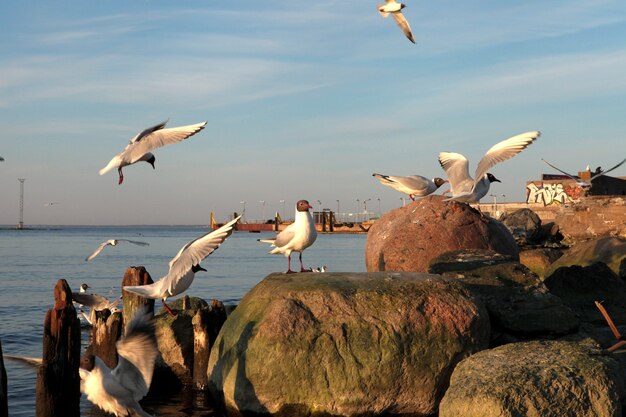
[17,178,25,229]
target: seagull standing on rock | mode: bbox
[439,131,540,203]
[79,307,157,417]
[377,0,416,44]
[123,216,240,316]
[99,120,207,184]
[373,173,447,200]
[259,200,317,274]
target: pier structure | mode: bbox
[17,179,25,230]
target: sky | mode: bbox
[1,0,626,225]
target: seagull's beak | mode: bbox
[149,161,155,169]
[307,204,313,210]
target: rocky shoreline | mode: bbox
[2,196,625,417]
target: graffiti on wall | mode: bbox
[526,182,583,206]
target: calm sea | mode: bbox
[0,226,367,416]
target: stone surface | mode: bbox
[553,196,626,242]
[439,340,624,417]
[208,272,490,417]
[545,237,626,277]
[430,250,578,339]
[544,262,626,325]
[365,196,519,273]
[499,208,543,245]
[519,248,564,279]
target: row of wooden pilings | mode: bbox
[0,266,226,417]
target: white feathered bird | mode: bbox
[85,239,149,262]
[258,200,317,273]
[79,307,157,417]
[123,216,240,316]
[541,157,626,187]
[439,131,540,203]
[99,120,207,184]
[373,173,447,200]
[377,0,416,44]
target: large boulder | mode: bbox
[439,340,624,417]
[207,272,490,417]
[546,237,626,277]
[500,209,563,246]
[544,262,626,325]
[366,196,519,273]
[429,249,578,339]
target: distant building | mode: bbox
[526,171,626,206]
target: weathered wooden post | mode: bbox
[0,338,8,417]
[192,300,228,391]
[90,310,123,369]
[122,266,154,326]
[35,279,81,417]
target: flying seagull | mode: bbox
[377,0,416,44]
[80,307,157,417]
[123,215,240,316]
[99,120,207,184]
[439,131,540,203]
[85,239,150,262]
[542,157,626,188]
[258,200,317,273]
[373,173,447,200]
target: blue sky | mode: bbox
[1,0,625,225]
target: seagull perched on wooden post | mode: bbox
[99,120,207,184]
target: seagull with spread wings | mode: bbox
[79,307,157,417]
[99,120,207,184]
[85,239,150,262]
[439,131,540,203]
[542,157,626,188]
[123,216,240,316]
[377,0,416,44]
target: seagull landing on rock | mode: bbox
[258,200,317,274]
[85,239,150,262]
[99,120,207,184]
[123,216,240,316]
[80,307,157,417]
[373,173,447,200]
[439,131,540,204]
[377,0,416,44]
[542,157,626,188]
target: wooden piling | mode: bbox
[121,266,154,327]
[1,338,8,417]
[90,310,123,369]
[192,300,227,391]
[35,279,81,417]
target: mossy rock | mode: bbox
[440,340,624,417]
[207,272,490,417]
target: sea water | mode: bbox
[0,226,366,416]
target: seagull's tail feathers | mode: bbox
[99,157,119,176]
[123,282,161,300]
[258,238,276,244]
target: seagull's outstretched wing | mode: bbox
[439,152,471,195]
[590,157,626,181]
[166,216,241,288]
[473,131,541,188]
[392,11,416,43]
[121,122,207,164]
[117,239,150,247]
[112,307,157,401]
[541,159,579,181]
[85,240,114,261]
